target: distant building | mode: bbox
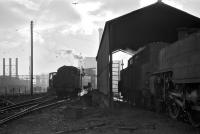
[35,74,49,93]
[0,76,30,95]
[79,57,97,89]
[0,74,48,95]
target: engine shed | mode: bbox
[96,1,200,107]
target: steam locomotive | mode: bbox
[119,32,200,126]
[48,66,81,98]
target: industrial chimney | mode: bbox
[16,58,18,78]
[98,28,103,43]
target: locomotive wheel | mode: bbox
[168,101,180,119]
[187,110,200,127]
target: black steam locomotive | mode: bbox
[48,66,81,98]
[119,32,200,126]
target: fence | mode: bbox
[0,75,48,96]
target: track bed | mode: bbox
[0,100,199,134]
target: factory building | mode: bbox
[96,1,200,107]
[0,58,48,95]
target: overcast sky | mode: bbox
[0,0,200,75]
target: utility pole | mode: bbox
[3,58,5,77]
[30,20,33,96]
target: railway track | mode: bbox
[0,96,48,113]
[0,98,15,106]
[0,95,67,126]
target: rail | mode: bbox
[0,95,48,112]
[0,97,67,125]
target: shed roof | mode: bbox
[97,1,200,58]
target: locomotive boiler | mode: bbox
[119,32,200,126]
[48,66,81,98]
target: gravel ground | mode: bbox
[0,99,199,134]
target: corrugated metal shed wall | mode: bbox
[97,25,110,95]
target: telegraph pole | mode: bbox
[30,20,33,96]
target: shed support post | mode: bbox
[109,53,113,108]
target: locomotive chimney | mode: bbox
[177,28,188,40]
[177,28,200,40]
